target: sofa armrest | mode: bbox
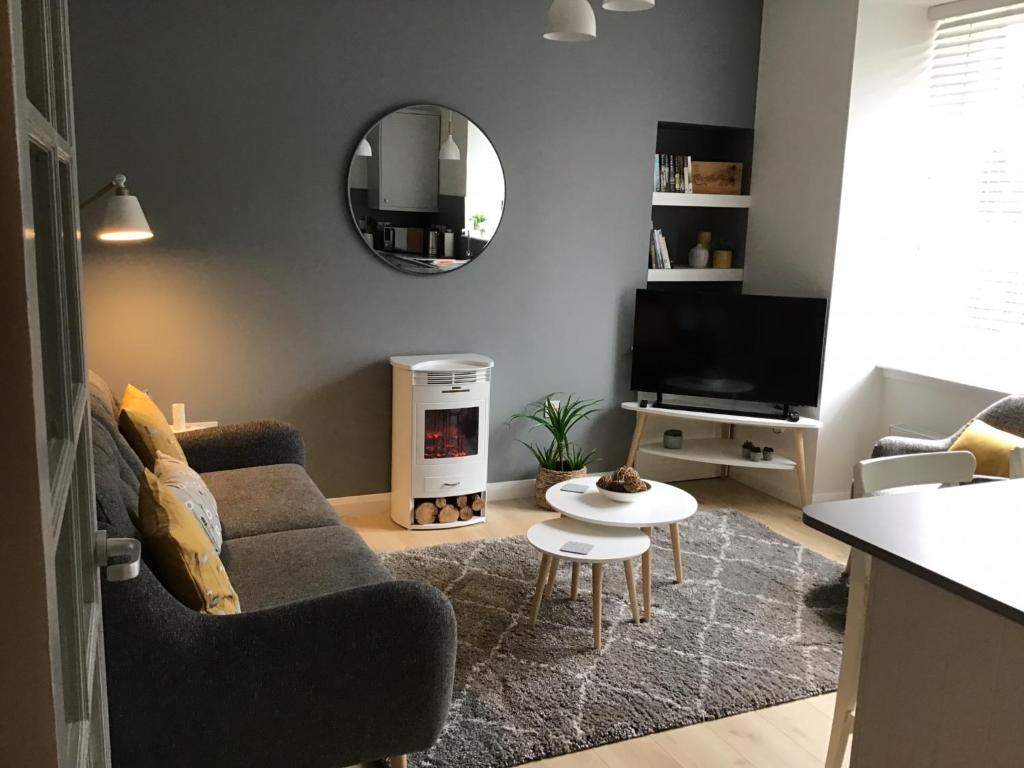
[871,435,953,458]
[105,575,456,768]
[177,420,305,472]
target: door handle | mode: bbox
[94,530,142,582]
[442,481,461,488]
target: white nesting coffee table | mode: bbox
[546,477,698,622]
[527,517,650,649]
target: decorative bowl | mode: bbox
[597,481,652,503]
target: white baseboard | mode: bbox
[810,490,850,504]
[329,492,390,509]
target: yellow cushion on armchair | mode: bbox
[949,420,1024,478]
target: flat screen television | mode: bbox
[630,290,828,415]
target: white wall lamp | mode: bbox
[80,174,153,242]
[439,111,461,161]
[356,137,373,157]
[544,0,653,42]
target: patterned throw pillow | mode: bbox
[154,450,223,553]
[137,469,239,616]
[118,384,187,469]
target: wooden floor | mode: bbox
[334,478,851,768]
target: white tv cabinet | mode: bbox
[622,402,822,507]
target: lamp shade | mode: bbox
[439,133,461,161]
[356,137,373,157]
[97,193,153,242]
[602,0,654,10]
[544,0,597,42]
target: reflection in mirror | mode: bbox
[347,105,505,275]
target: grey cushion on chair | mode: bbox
[222,526,394,611]
[202,463,342,539]
[872,394,1024,459]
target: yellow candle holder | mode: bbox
[712,250,733,269]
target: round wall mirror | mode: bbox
[346,104,506,275]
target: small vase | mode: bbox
[535,465,587,510]
[688,243,710,268]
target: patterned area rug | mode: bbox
[382,508,847,768]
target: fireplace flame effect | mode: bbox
[424,408,478,460]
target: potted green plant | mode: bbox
[511,393,601,510]
[471,213,487,238]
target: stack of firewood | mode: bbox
[414,493,484,525]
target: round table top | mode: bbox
[545,476,698,528]
[526,517,651,563]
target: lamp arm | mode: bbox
[79,174,129,210]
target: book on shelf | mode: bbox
[650,228,672,269]
[653,154,695,193]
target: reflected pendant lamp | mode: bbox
[602,0,654,10]
[95,175,153,242]
[544,0,597,42]
[439,112,461,161]
[356,137,372,157]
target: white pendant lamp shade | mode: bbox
[602,0,654,10]
[439,134,461,161]
[97,193,153,242]
[439,112,461,161]
[356,137,373,157]
[544,0,597,42]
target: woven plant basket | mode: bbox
[535,465,587,510]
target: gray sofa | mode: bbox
[89,375,456,768]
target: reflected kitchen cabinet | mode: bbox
[367,108,440,213]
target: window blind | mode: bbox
[923,3,1024,382]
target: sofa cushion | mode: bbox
[138,469,240,615]
[155,450,223,553]
[119,384,187,469]
[201,463,341,540]
[91,377,144,536]
[222,525,392,611]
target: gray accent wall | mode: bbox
[70,0,762,497]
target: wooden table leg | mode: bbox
[825,548,870,768]
[670,522,683,583]
[544,556,559,599]
[592,563,604,649]
[391,755,407,768]
[624,559,640,624]
[529,554,551,625]
[626,412,649,468]
[570,562,580,600]
[641,527,653,622]
[792,429,811,508]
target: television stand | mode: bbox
[622,401,823,507]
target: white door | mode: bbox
[1,1,117,765]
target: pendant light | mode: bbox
[544,0,597,42]
[439,111,461,161]
[80,174,154,243]
[602,0,654,10]
[356,137,372,157]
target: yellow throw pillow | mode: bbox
[137,469,240,615]
[118,384,187,469]
[949,419,1024,478]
